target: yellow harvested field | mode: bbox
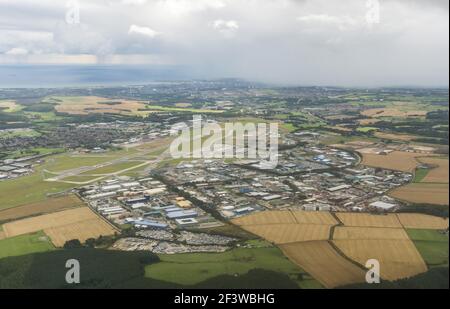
[336,213,403,228]
[280,241,366,288]
[361,151,427,172]
[233,210,448,287]
[232,211,296,225]
[362,108,427,118]
[0,195,84,222]
[175,103,192,108]
[241,224,331,244]
[333,227,409,240]
[396,214,449,230]
[389,183,449,206]
[359,119,381,125]
[418,157,449,183]
[44,218,116,247]
[374,132,417,141]
[291,211,338,225]
[0,100,21,112]
[334,239,427,281]
[0,231,5,240]
[53,96,151,116]
[2,207,117,246]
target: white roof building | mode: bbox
[370,201,397,210]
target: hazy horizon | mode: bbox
[0,0,449,87]
[1,64,450,89]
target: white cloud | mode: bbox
[128,24,160,38]
[0,0,447,86]
[213,19,239,38]
[297,14,358,31]
[156,0,226,17]
[121,0,147,5]
[4,47,29,55]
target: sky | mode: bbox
[0,0,448,87]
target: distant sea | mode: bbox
[0,65,194,88]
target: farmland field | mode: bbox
[290,210,338,225]
[232,210,338,226]
[44,218,117,247]
[389,183,449,205]
[333,239,428,281]
[361,108,427,118]
[374,132,418,141]
[232,210,449,287]
[145,246,322,289]
[361,151,427,172]
[51,96,152,116]
[241,224,331,244]
[336,213,402,228]
[396,214,449,230]
[144,104,223,114]
[333,227,409,240]
[279,241,366,288]
[417,157,449,183]
[0,231,54,259]
[414,168,430,183]
[232,211,296,225]
[0,194,84,223]
[2,207,117,246]
[407,229,449,267]
[0,100,22,112]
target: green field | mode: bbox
[413,168,430,183]
[280,122,297,132]
[408,229,449,267]
[357,127,378,133]
[320,133,379,145]
[0,231,55,259]
[145,246,322,289]
[0,128,41,139]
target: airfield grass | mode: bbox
[4,147,64,160]
[80,161,146,175]
[407,229,449,267]
[45,149,138,173]
[0,231,55,259]
[145,246,322,289]
[59,175,103,183]
[0,149,141,209]
[0,165,75,210]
